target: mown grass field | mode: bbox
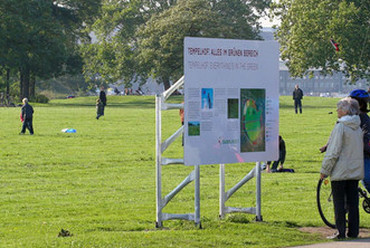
[1,95,369,247]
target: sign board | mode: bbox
[184,37,279,166]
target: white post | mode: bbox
[255,162,262,221]
[219,164,225,219]
[194,165,201,227]
[155,95,163,228]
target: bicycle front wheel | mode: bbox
[317,178,336,228]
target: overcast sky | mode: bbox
[260,15,280,28]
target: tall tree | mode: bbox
[0,0,101,100]
[272,0,370,82]
[137,0,269,89]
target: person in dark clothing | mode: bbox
[293,84,303,114]
[271,135,286,172]
[99,86,107,118]
[322,89,370,193]
[20,98,34,135]
[349,89,370,193]
[262,136,287,173]
[114,87,120,95]
[96,98,104,120]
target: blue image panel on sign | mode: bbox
[201,88,213,109]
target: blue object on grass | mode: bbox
[61,128,77,133]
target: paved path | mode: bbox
[290,238,370,248]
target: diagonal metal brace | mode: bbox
[162,170,195,208]
[225,167,256,201]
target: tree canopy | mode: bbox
[272,0,369,82]
[83,0,271,89]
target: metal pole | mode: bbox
[194,165,201,228]
[156,95,163,228]
[219,164,225,219]
[255,162,262,221]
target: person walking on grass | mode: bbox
[99,85,107,118]
[293,84,303,114]
[96,98,104,119]
[320,97,363,239]
[20,98,34,135]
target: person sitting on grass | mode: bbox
[265,135,287,173]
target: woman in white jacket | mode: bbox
[320,97,364,239]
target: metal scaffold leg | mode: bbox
[219,162,262,221]
[155,78,202,228]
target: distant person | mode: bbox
[114,87,120,95]
[320,97,363,239]
[99,86,107,118]
[96,98,104,120]
[20,98,34,135]
[136,87,144,95]
[293,84,303,114]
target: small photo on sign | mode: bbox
[201,88,213,109]
[188,121,200,136]
[240,89,266,152]
[227,98,239,119]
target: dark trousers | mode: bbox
[21,119,34,134]
[271,159,282,171]
[331,180,359,238]
[271,150,286,171]
[101,105,105,115]
[181,121,184,146]
[363,158,370,193]
[294,99,302,114]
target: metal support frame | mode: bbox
[155,76,201,228]
[219,162,262,221]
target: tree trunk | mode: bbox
[6,68,10,104]
[163,77,171,90]
[20,66,30,101]
[30,73,36,99]
[20,69,24,101]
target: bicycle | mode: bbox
[316,178,370,228]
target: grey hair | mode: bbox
[22,98,28,104]
[337,97,359,116]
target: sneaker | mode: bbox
[327,232,345,240]
[347,234,358,239]
[19,132,25,135]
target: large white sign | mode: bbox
[184,37,279,166]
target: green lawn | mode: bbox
[0,95,369,247]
